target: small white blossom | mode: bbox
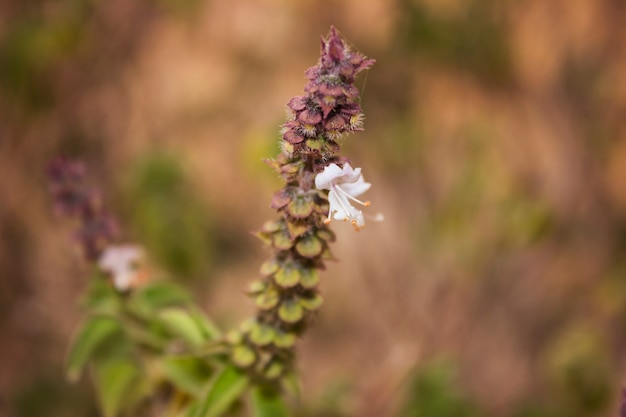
[315,163,374,230]
[98,244,144,291]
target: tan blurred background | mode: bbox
[2,0,626,416]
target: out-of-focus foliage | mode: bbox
[512,404,560,417]
[11,373,97,417]
[419,130,554,265]
[399,0,512,85]
[0,6,85,111]
[124,152,215,280]
[292,379,353,417]
[399,360,481,417]
[249,386,289,417]
[65,276,224,416]
[3,0,626,416]
[543,324,615,415]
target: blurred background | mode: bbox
[2,0,626,416]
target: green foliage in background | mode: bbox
[400,358,615,417]
[11,372,97,417]
[512,403,561,417]
[399,0,512,85]
[64,264,291,417]
[291,379,352,417]
[399,360,481,417]
[543,324,616,416]
[66,276,227,417]
[0,2,89,112]
[125,152,215,280]
[416,127,553,272]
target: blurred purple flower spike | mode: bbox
[47,157,119,262]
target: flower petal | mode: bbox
[113,271,134,291]
[315,163,343,190]
[327,189,345,219]
[98,245,143,291]
[316,162,376,230]
[340,177,371,197]
[338,165,362,184]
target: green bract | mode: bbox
[274,264,301,288]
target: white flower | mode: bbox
[315,163,375,230]
[98,244,144,291]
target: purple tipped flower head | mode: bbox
[281,26,375,158]
[47,157,120,262]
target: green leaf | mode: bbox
[120,318,168,351]
[192,365,249,417]
[159,308,207,349]
[128,152,215,279]
[92,356,143,417]
[66,316,123,382]
[131,281,192,314]
[188,307,222,340]
[250,387,289,417]
[161,356,213,398]
[81,278,121,313]
[179,402,200,417]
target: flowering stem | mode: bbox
[227,26,375,385]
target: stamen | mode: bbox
[351,220,362,232]
[334,185,370,207]
[331,187,359,221]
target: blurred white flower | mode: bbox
[98,244,144,291]
[315,163,375,230]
